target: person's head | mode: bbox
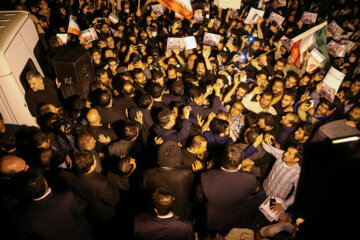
[272,78,285,96]
[123,122,139,141]
[139,28,148,41]
[71,150,96,175]
[351,79,360,94]
[122,81,135,96]
[260,90,274,109]
[0,155,29,180]
[101,23,110,35]
[188,135,207,155]
[188,86,204,106]
[96,69,110,85]
[167,65,178,81]
[285,71,299,89]
[158,108,176,129]
[294,122,314,143]
[281,89,297,109]
[32,131,50,149]
[104,47,117,59]
[236,82,249,100]
[251,39,261,51]
[216,110,231,123]
[107,57,118,73]
[221,143,244,170]
[0,133,17,152]
[38,103,58,116]
[26,70,44,91]
[137,93,153,109]
[244,126,261,144]
[92,48,102,63]
[170,80,184,97]
[152,189,174,216]
[209,118,230,137]
[86,108,101,126]
[347,105,360,123]
[98,36,108,49]
[274,70,285,79]
[195,60,206,78]
[230,101,244,117]
[283,144,303,166]
[96,89,112,107]
[112,156,136,176]
[186,54,198,70]
[299,73,311,87]
[147,83,164,99]
[274,58,286,72]
[14,168,47,200]
[152,70,165,87]
[258,112,275,131]
[106,35,115,49]
[280,112,300,127]
[315,98,333,116]
[76,132,96,151]
[133,69,147,87]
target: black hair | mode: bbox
[221,143,244,169]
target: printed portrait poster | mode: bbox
[81,28,98,43]
[203,32,221,46]
[151,4,164,17]
[301,12,317,24]
[327,40,346,57]
[306,48,325,74]
[319,66,345,102]
[194,9,204,23]
[280,35,293,51]
[268,12,285,26]
[278,0,286,7]
[215,0,241,9]
[327,21,344,36]
[340,40,356,54]
[244,8,264,24]
[166,37,185,50]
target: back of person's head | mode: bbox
[244,112,258,127]
[258,112,275,127]
[0,133,16,151]
[38,148,63,169]
[152,70,164,80]
[76,132,93,151]
[14,168,47,200]
[157,108,174,128]
[285,112,300,127]
[0,155,29,180]
[274,70,285,79]
[216,110,230,122]
[221,143,244,169]
[210,118,229,136]
[147,83,163,99]
[123,122,139,141]
[188,86,203,99]
[71,150,94,175]
[189,134,207,149]
[152,188,174,216]
[32,131,49,148]
[245,126,262,144]
[170,80,184,97]
[137,93,153,108]
[96,89,112,107]
[122,81,135,96]
[112,156,135,176]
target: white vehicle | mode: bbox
[0,10,46,126]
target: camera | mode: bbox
[248,36,254,42]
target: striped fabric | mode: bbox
[262,142,301,209]
[157,0,193,20]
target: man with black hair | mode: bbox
[60,150,119,225]
[134,188,195,239]
[196,143,257,235]
[133,69,150,95]
[94,89,125,126]
[242,87,277,115]
[12,168,92,240]
[273,88,297,117]
[162,80,187,105]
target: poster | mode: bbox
[81,27,98,43]
[203,32,221,46]
[214,0,241,9]
[185,36,197,50]
[327,40,346,57]
[301,12,317,24]
[166,37,185,50]
[56,33,68,44]
[319,66,345,102]
[268,12,285,26]
[327,20,344,36]
[340,40,356,54]
[244,8,264,24]
[151,4,164,17]
[306,48,325,74]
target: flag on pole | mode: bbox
[108,13,119,24]
[291,22,330,71]
[157,0,193,20]
[67,15,81,35]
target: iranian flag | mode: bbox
[291,22,330,71]
[157,0,193,20]
[67,15,81,35]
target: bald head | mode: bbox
[122,81,135,96]
[0,155,29,180]
[86,108,101,126]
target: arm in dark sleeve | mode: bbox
[243,145,259,159]
[167,119,192,142]
[25,92,38,117]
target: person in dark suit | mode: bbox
[86,108,117,154]
[196,143,257,236]
[134,188,195,240]
[141,141,194,220]
[12,168,93,240]
[59,151,119,239]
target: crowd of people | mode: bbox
[1,0,360,239]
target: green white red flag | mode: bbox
[67,15,81,36]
